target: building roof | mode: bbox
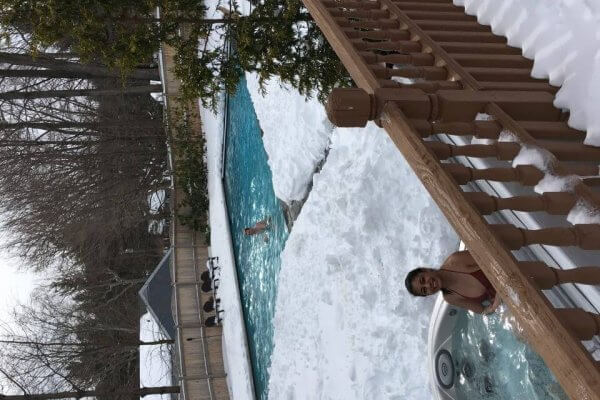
[139,248,175,340]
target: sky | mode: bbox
[140,312,172,400]
[0,241,39,327]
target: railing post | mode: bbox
[410,120,503,139]
[443,164,544,186]
[435,90,559,121]
[465,191,577,215]
[555,309,600,341]
[326,88,562,127]
[326,87,432,127]
[426,141,520,160]
[493,224,600,250]
[360,52,434,66]
[325,88,375,127]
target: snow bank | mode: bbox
[246,73,334,203]
[201,100,256,400]
[455,0,600,146]
[245,76,459,398]
[267,124,459,399]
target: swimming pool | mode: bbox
[223,75,289,400]
[429,297,567,400]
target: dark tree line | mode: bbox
[0,0,351,109]
[0,39,172,399]
[0,0,352,396]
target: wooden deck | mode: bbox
[161,42,231,400]
[302,0,600,398]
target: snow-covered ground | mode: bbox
[199,1,600,398]
[246,76,459,399]
[201,74,459,399]
[456,0,600,146]
[267,125,459,399]
[245,76,333,203]
[201,100,256,400]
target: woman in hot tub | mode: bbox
[405,251,600,338]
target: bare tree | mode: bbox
[0,51,160,80]
[0,71,169,269]
[0,85,161,100]
[0,385,180,400]
[0,31,173,400]
[0,290,173,394]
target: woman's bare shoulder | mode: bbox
[443,292,484,314]
[442,251,477,272]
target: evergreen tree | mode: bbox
[0,0,351,108]
[235,0,350,101]
[0,0,167,72]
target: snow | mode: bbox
[246,75,333,203]
[267,125,459,399]
[568,199,600,225]
[201,98,256,400]
[200,1,600,398]
[455,0,600,146]
[245,78,459,399]
[472,115,600,220]
[511,145,580,194]
[201,73,459,399]
[470,113,496,145]
[139,313,172,400]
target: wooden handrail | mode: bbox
[379,0,481,88]
[303,0,381,92]
[381,102,600,399]
[302,0,600,398]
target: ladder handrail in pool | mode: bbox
[302,0,600,398]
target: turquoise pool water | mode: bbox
[223,75,288,400]
[452,309,567,399]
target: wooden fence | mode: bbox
[170,199,230,400]
[161,41,231,400]
[300,0,600,398]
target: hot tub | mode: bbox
[427,295,568,400]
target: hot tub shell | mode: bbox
[428,295,461,400]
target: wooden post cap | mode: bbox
[325,88,374,127]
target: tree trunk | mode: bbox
[0,385,180,399]
[199,15,313,23]
[0,69,97,79]
[0,85,162,100]
[138,339,174,346]
[0,121,160,131]
[0,52,159,80]
[0,339,174,347]
[125,15,312,24]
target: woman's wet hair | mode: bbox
[405,268,426,296]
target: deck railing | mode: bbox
[301,0,600,398]
[161,39,231,400]
[170,204,229,400]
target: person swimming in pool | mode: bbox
[405,250,600,315]
[243,217,271,237]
